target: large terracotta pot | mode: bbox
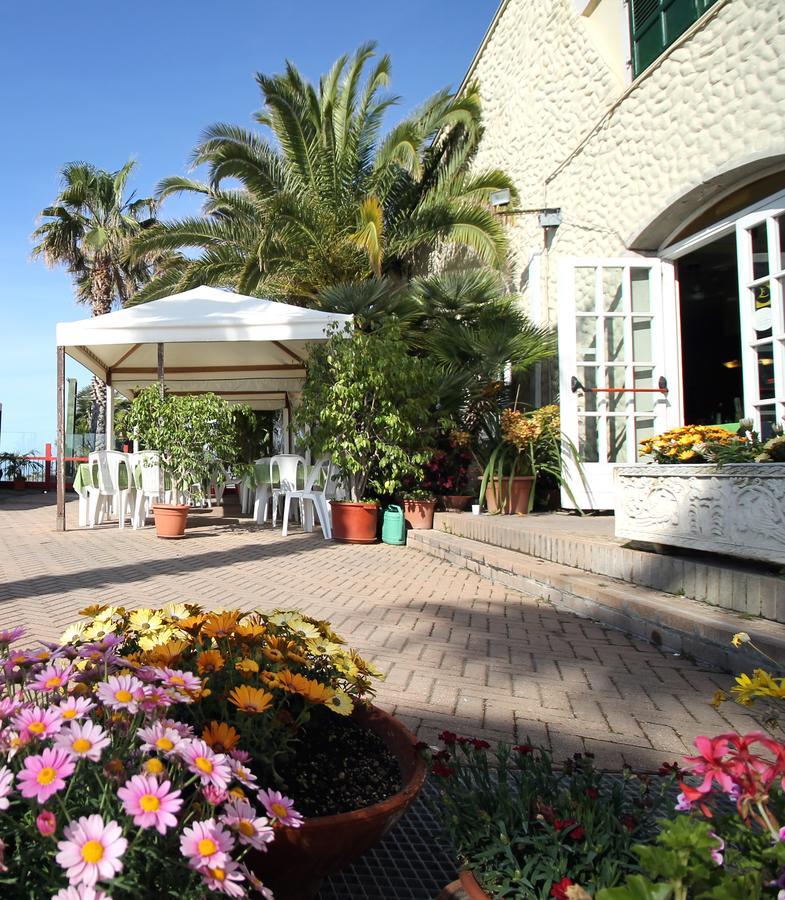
[331,501,379,543]
[441,494,473,512]
[459,870,491,899]
[403,499,436,529]
[249,704,427,900]
[152,503,189,538]
[485,476,534,515]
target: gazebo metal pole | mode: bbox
[105,372,114,451]
[157,343,165,501]
[55,346,66,532]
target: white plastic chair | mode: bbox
[254,455,305,526]
[86,451,136,529]
[281,457,334,539]
[129,451,178,528]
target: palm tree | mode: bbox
[132,43,514,305]
[32,160,160,439]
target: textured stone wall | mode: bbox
[468,0,785,324]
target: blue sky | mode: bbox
[0,0,496,451]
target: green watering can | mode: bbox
[381,504,406,546]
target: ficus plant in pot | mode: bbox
[127,386,246,537]
[0,451,42,491]
[296,323,434,543]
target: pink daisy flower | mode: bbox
[96,674,144,713]
[178,739,231,790]
[257,788,303,828]
[52,887,113,900]
[221,798,274,851]
[30,662,74,693]
[157,668,203,699]
[36,809,57,836]
[179,818,234,869]
[117,774,183,835]
[13,705,63,740]
[17,747,75,803]
[137,723,181,756]
[139,686,173,714]
[0,698,20,721]
[58,697,95,722]
[229,758,258,789]
[239,864,274,899]
[0,766,12,810]
[202,785,229,806]
[55,815,127,887]
[199,858,245,897]
[0,626,25,645]
[163,718,194,739]
[55,720,110,763]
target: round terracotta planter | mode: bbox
[248,704,427,900]
[441,494,473,512]
[152,503,189,538]
[403,499,436,529]
[330,500,379,543]
[459,870,491,899]
[485,476,534,515]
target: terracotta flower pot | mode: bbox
[248,704,427,900]
[330,500,379,543]
[485,476,534,515]
[152,503,189,538]
[441,494,473,512]
[403,499,436,529]
[459,870,491,899]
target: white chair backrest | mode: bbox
[271,454,305,490]
[304,456,332,492]
[89,450,132,493]
[131,451,161,493]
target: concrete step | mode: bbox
[432,512,785,625]
[409,527,785,673]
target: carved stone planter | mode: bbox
[614,463,785,565]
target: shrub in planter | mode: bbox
[423,733,675,899]
[0,623,291,898]
[401,490,437,529]
[0,451,42,489]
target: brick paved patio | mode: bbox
[0,493,759,770]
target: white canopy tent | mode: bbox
[54,286,352,530]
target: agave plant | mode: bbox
[131,43,514,305]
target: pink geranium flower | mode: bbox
[30,661,74,693]
[0,766,12,810]
[57,697,95,722]
[178,739,231,790]
[199,858,245,897]
[137,723,182,756]
[17,747,75,802]
[117,774,183,834]
[52,886,113,900]
[179,818,234,869]
[257,788,303,828]
[55,720,110,763]
[13,705,63,741]
[221,798,274,850]
[96,674,144,713]
[55,814,127,886]
[683,735,735,794]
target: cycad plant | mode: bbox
[131,43,514,305]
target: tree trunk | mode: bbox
[90,261,113,448]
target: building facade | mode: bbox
[462,0,785,507]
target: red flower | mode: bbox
[585,788,599,801]
[621,814,636,832]
[554,818,585,841]
[551,878,574,900]
[658,761,684,778]
[514,744,534,755]
[470,739,490,750]
[439,730,457,746]
[432,760,455,778]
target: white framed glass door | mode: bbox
[558,258,680,509]
[736,205,785,437]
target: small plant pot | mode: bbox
[485,476,534,515]
[459,870,490,899]
[12,478,26,492]
[152,503,189,539]
[330,501,379,543]
[441,494,473,512]
[402,499,436,529]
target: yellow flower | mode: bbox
[286,619,321,641]
[710,689,727,710]
[138,627,179,652]
[235,659,259,675]
[325,690,354,716]
[161,603,191,621]
[79,604,109,618]
[276,670,335,704]
[228,685,274,714]
[197,650,225,674]
[128,609,165,633]
[202,611,242,639]
[260,670,281,689]
[730,672,758,706]
[143,758,165,775]
[60,621,87,644]
[202,721,240,752]
[731,632,750,648]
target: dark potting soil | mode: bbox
[276,711,402,818]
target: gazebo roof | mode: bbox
[55,286,352,410]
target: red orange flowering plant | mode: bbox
[0,624,296,899]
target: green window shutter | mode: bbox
[629,0,719,77]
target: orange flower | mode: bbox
[228,685,274,714]
[276,671,335,704]
[235,659,259,676]
[234,620,266,641]
[197,650,225,674]
[202,721,240,753]
[178,614,208,634]
[260,670,281,690]
[287,650,308,666]
[201,611,242,639]
[263,647,285,664]
[144,640,190,666]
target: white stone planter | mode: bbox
[614,463,785,565]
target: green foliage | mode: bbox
[232,407,273,463]
[426,738,675,899]
[597,816,785,900]
[126,386,243,497]
[0,452,41,481]
[295,325,434,501]
[132,44,514,304]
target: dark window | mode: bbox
[629,0,718,76]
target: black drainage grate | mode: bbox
[318,782,457,899]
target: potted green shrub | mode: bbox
[297,324,434,543]
[127,387,244,537]
[401,488,437,530]
[0,451,42,490]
